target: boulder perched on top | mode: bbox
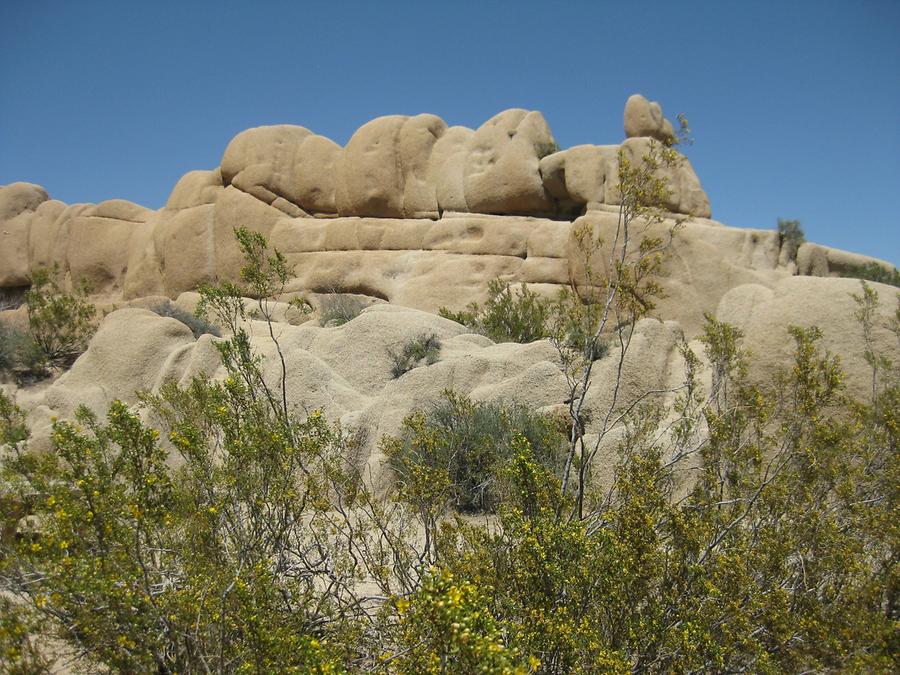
[623,93,676,143]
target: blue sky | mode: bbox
[1,0,898,264]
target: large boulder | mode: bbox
[0,183,49,286]
[66,200,156,294]
[165,169,224,210]
[44,308,196,418]
[623,93,675,143]
[619,137,711,218]
[567,211,788,336]
[338,114,448,218]
[463,109,555,215]
[539,144,620,211]
[428,126,475,213]
[716,276,900,400]
[153,204,216,296]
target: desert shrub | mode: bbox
[440,279,550,344]
[388,334,441,378]
[384,391,567,512]
[150,299,221,338]
[0,596,52,673]
[24,266,96,369]
[777,217,805,257]
[318,294,365,326]
[840,261,900,288]
[0,322,48,381]
[535,140,560,159]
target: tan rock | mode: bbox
[716,276,900,400]
[338,114,447,218]
[212,186,286,282]
[797,242,829,276]
[337,115,408,217]
[123,221,166,299]
[463,109,554,215]
[153,205,216,296]
[44,308,195,418]
[0,182,48,221]
[165,169,224,210]
[293,134,341,214]
[568,212,791,336]
[399,114,447,217]
[623,93,674,144]
[0,183,49,286]
[429,126,475,213]
[27,200,78,272]
[66,200,155,294]
[619,137,711,218]
[221,125,312,208]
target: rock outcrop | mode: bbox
[0,96,720,304]
[2,94,898,455]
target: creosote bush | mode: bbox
[841,261,900,288]
[777,217,805,258]
[24,266,97,370]
[440,280,551,344]
[388,333,441,378]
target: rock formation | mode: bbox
[2,94,898,468]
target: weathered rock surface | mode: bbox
[3,95,899,480]
[624,93,675,143]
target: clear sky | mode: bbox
[1,0,898,265]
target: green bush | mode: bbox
[150,299,221,338]
[318,294,365,326]
[440,279,551,344]
[384,391,567,512]
[2,226,897,672]
[0,322,47,381]
[388,334,441,378]
[24,267,96,369]
[535,140,560,159]
[840,261,900,288]
[777,217,805,257]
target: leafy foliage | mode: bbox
[24,266,96,370]
[841,261,900,288]
[440,280,551,344]
[318,294,366,326]
[777,217,805,258]
[388,334,441,378]
[385,392,567,513]
[0,323,56,383]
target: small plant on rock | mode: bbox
[150,299,221,338]
[841,261,900,288]
[777,217,805,258]
[389,333,441,378]
[318,294,366,326]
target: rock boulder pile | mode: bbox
[2,95,898,463]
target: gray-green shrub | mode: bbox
[440,279,550,344]
[388,334,441,378]
[384,391,567,512]
[150,300,221,338]
[318,295,365,326]
[24,267,96,369]
[840,261,900,288]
